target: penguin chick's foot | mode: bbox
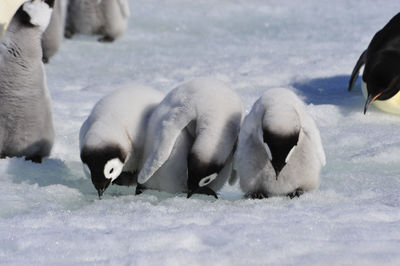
[25,155,43,164]
[287,188,304,199]
[98,35,115,43]
[135,184,145,195]
[245,191,268,199]
[64,29,74,39]
[42,56,49,64]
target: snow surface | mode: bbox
[2,0,400,264]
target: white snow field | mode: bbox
[1,0,400,264]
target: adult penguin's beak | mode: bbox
[0,0,28,40]
[364,92,382,114]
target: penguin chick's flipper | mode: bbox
[112,171,137,186]
[98,35,115,43]
[187,186,218,199]
[138,109,193,184]
[287,188,304,199]
[348,50,367,91]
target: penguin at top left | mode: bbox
[41,0,68,63]
[0,0,55,163]
[66,0,130,42]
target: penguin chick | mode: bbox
[138,77,243,198]
[66,0,130,42]
[79,84,163,198]
[41,0,68,63]
[348,13,400,115]
[0,0,55,163]
[234,88,325,199]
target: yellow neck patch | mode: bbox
[0,0,28,39]
[362,81,400,115]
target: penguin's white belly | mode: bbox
[362,81,400,115]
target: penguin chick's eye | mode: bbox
[199,173,218,187]
[104,158,124,182]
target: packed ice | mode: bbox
[1,0,400,264]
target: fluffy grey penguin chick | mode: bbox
[79,84,163,198]
[66,0,130,42]
[0,0,55,163]
[234,88,325,199]
[42,0,68,63]
[138,77,243,198]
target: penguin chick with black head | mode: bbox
[66,0,130,42]
[234,88,325,199]
[79,85,163,199]
[41,0,68,63]
[349,13,400,115]
[138,77,243,198]
[0,0,55,163]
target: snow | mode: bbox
[1,0,400,264]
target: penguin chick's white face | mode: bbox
[80,145,127,198]
[103,158,124,182]
[23,0,53,31]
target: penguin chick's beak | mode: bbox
[187,186,218,199]
[364,92,382,114]
[95,179,111,199]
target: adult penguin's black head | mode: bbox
[80,145,127,199]
[363,51,400,113]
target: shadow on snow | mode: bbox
[291,74,365,114]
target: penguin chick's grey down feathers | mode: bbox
[138,77,243,198]
[0,0,55,163]
[41,0,68,63]
[79,84,163,198]
[66,0,130,42]
[234,88,325,199]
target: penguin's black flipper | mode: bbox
[348,50,367,91]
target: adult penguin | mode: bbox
[234,88,325,199]
[348,13,400,115]
[41,0,68,63]
[66,0,130,42]
[138,77,243,198]
[79,85,163,198]
[0,0,55,162]
[0,0,28,40]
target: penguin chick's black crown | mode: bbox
[80,145,127,198]
[263,128,299,177]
